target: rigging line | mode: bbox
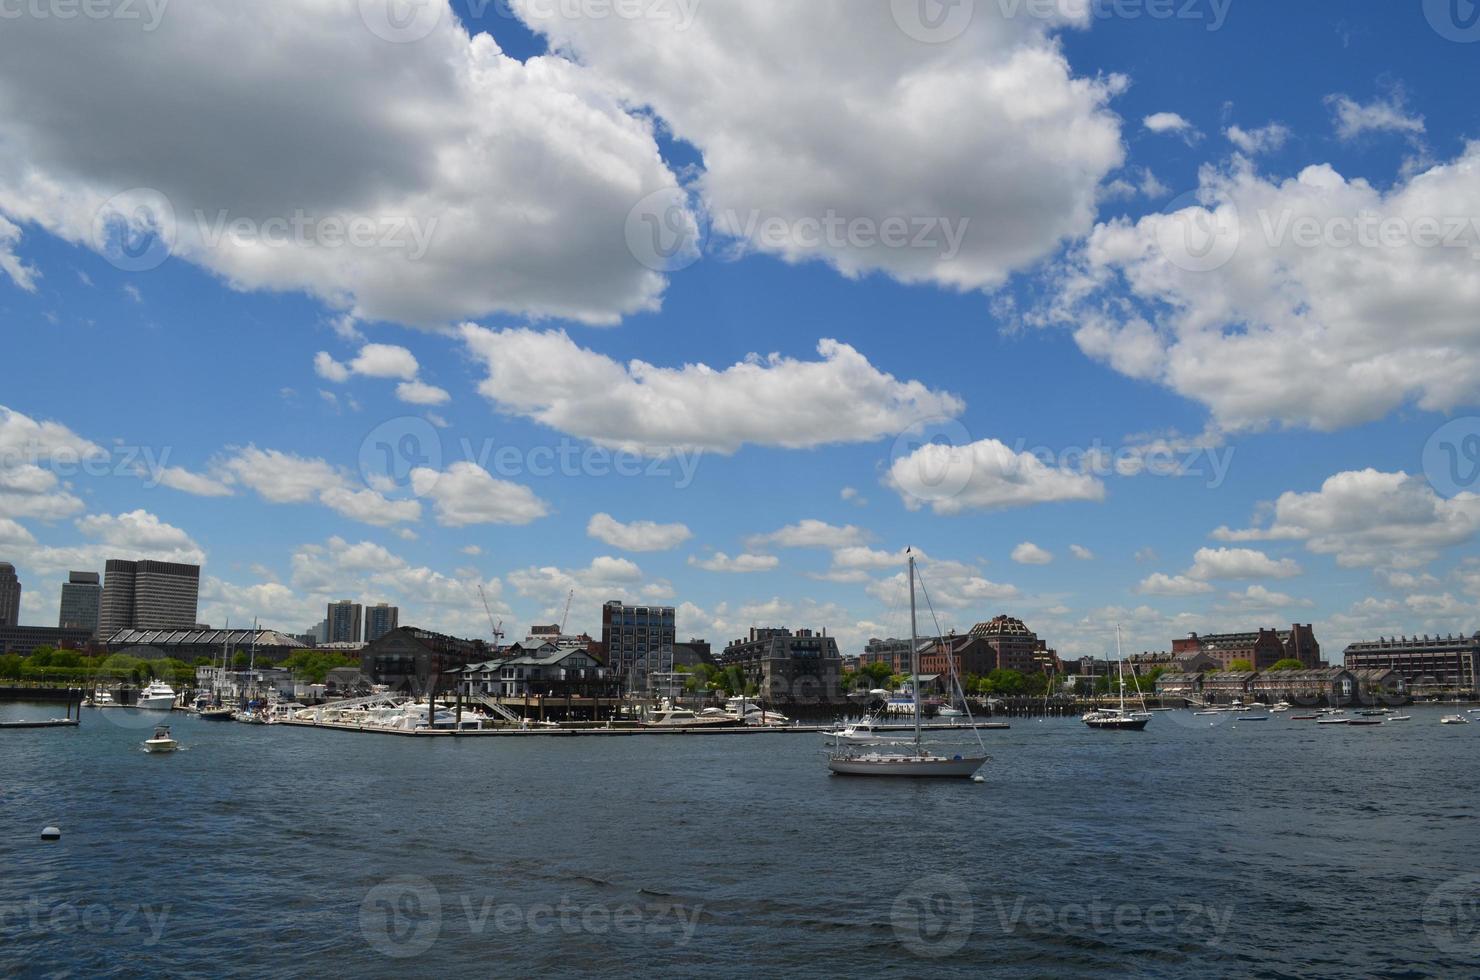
[914,564,988,754]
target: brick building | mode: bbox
[1173,624,1321,671]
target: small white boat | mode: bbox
[87,687,116,707]
[134,681,177,710]
[937,705,966,719]
[1386,714,1412,722]
[1440,714,1469,725]
[1270,702,1291,713]
[1316,717,1350,725]
[641,704,735,729]
[143,725,178,753]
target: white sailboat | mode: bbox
[826,551,988,778]
[1081,627,1151,731]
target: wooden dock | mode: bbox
[276,719,1010,738]
[0,718,80,730]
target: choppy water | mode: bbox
[2,702,1479,978]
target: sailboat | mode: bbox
[198,621,235,720]
[826,551,988,778]
[1081,627,1152,731]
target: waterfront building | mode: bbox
[968,615,1043,674]
[523,624,597,651]
[58,571,102,635]
[672,638,715,669]
[106,626,303,664]
[0,625,93,655]
[861,634,955,674]
[1343,633,1479,693]
[720,627,843,703]
[1173,624,1321,671]
[1200,670,1257,702]
[327,600,363,644]
[601,600,676,691]
[0,562,19,627]
[100,559,200,634]
[360,626,490,694]
[1155,672,1204,698]
[459,646,616,700]
[365,603,400,643]
[919,635,1014,678]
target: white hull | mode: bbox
[143,739,177,753]
[134,695,176,711]
[827,754,986,777]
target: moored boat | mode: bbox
[134,681,177,710]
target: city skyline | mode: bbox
[1,2,1479,660]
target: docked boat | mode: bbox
[826,551,988,778]
[1440,714,1469,725]
[134,681,177,710]
[143,725,178,753]
[198,704,234,720]
[1316,717,1350,725]
[1083,630,1151,731]
[1290,714,1319,720]
[724,696,790,727]
[86,687,116,707]
[641,703,736,729]
[1270,701,1291,713]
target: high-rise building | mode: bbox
[365,603,400,643]
[600,600,675,688]
[100,559,200,636]
[58,571,102,636]
[327,600,364,644]
[311,618,330,644]
[0,562,20,627]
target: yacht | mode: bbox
[641,703,736,729]
[826,551,988,778]
[143,725,178,753]
[1440,714,1469,725]
[1270,702,1291,713]
[724,696,791,727]
[135,681,177,711]
[1082,630,1152,731]
[87,687,116,707]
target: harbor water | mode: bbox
[2,702,1478,977]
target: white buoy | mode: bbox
[41,826,61,841]
[972,774,986,783]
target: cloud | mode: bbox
[395,380,451,406]
[1224,584,1313,610]
[507,556,655,634]
[350,344,420,381]
[1070,544,1095,561]
[18,509,206,574]
[0,405,103,520]
[1187,546,1302,580]
[688,552,780,573]
[1326,93,1425,141]
[1215,469,1480,569]
[1144,112,1194,135]
[513,0,1124,292]
[1224,122,1290,155]
[0,1,682,327]
[886,437,1105,514]
[1043,146,1480,431]
[587,513,692,552]
[1135,573,1214,597]
[153,466,234,498]
[1011,542,1053,565]
[217,445,420,526]
[409,462,549,527]
[0,215,38,291]
[746,520,870,551]
[461,327,963,455]
[867,556,1019,609]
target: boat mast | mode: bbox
[909,550,921,751]
[1116,624,1126,713]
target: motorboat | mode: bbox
[826,551,987,779]
[641,704,736,729]
[1386,714,1412,722]
[143,725,178,753]
[1270,702,1291,713]
[199,705,234,720]
[936,705,966,719]
[134,681,177,711]
[1440,714,1469,725]
[724,697,790,727]
[1316,717,1350,725]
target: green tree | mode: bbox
[1229,659,1254,672]
[0,654,22,679]
[1269,658,1305,671]
[986,669,1025,695]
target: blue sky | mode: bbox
[1,0,1478,657]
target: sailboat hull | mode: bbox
[1083,717,1149,731]
[827,754,986,777]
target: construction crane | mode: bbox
[559,589,574,635]
[477,584,504,648]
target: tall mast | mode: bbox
[1116,624,1126,712]
[909,550,921,750]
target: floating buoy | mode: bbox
[972,774,986,783]
[41,826,61,841]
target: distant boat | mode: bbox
[1387,714,1412,722]
[1316,717,1350,725]
[143,725,178,753]
[135,681,177,711]
[1440,714,1469,725]
[1082,628,1151,731]
[87,687,115,707]
[1270,702,1291,713]
[641,703,735,729]
[826,551,987,778]
[1347,719,1384,727]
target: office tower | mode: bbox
[0,562,20,627]
[58,571,102,635]
[365,603,400,643]
[600,600,676,688]
[100,559,200,635]
[327,600,363,644]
